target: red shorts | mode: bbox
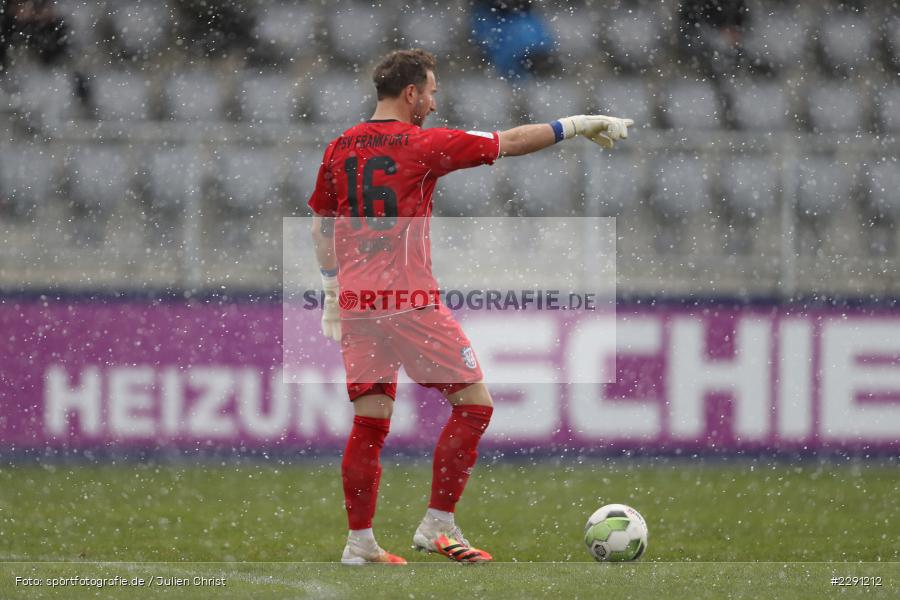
[340,304,483,401]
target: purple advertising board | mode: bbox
[1,299,899,453]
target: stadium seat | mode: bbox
[807,81,865,133]
[663,80,721,130]
[726,77,790,131]
[591,77,654,130]
[742,4,807,72]
[602,6,660,71]
[504,151,577,216]
[216,148,281,210]
[54,0,101,50]
[66,146,131,209]
[284,150,321,213]
[253,3,317,62]
[584,153,643,217]
[448,76,514,130]
[0,145,55,216]
[326,2,388,62]
[107,1,172,56]
[548,8,598,60]
[398,7,457,55]
[796,156,852,219]
[522,78,584,121]
[865,161,900,220]
[145,147,205,211]
[307,72,370,125]
[163,71,226,122]
[237,73,300,123]
[91,71,150,121]
[720,156,777,218]
[818,12,874,73]
[9,68,77,127]
[875,85,900,133]
[433,164,499,217]
[885,16,900,67]
[650,155,711,218]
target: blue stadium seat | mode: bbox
[163,71,226,122]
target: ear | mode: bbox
[403,83,418,105]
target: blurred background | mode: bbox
[0,0,897,297]
[1,0,899,575]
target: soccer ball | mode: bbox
[584,503,648,562]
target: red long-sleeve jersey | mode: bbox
[308,120,500,315]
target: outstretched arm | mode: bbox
[498,115,634,157]
[497,124,557,157]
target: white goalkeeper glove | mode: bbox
[555,115,634,149]
[320,272,341,342]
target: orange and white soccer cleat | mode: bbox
[341,536,407,565]
[431,534,492,563]
[412,515,492,563]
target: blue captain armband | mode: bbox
[550,120,565,143]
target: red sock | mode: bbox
[342,415,390,530]
[429,404,493,513]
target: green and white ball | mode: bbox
[584,503,648,562]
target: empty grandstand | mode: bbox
[0,0,897,297]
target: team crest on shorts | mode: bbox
[461,346,477,369]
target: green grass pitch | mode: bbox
[1,458,898,599]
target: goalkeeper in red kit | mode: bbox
[307,48,633,564]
